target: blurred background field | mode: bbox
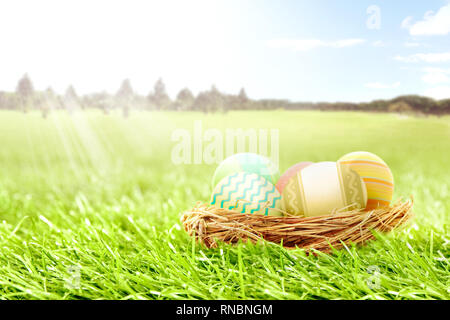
[0,110,448,299]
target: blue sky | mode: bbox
[1,0,449,102]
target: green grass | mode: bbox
[0,109,448,300]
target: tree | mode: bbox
[175,88,194,110]
[89,91,112,114]
[388,101,413,114]
[360,99,389,112]
[437,99,450,116]
[16,73,34,112]
[237,87,249,109]
[192,91,209,113]
[0,92,5,110]
[0,92,19,110]
[192,85,225,113]
[148,78,171,110]
[41,87,58,118]
[64,85,80,113]
[208,85,225,112]
[116,79,134,117]
[390,95,436,113]
[117,79,133,99]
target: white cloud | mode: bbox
[267,38,366,51]
[404,42,420,47]
[402,4,450,35]
[421,67,450,84]
[333,39,366,48]
[423,86,450,99]
[372,40,385,47]
[365,81,401,89]
[394,52,450,63]
[401,16,414,29]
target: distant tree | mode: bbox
[175,88,195,110]
[88,91,112,114]
[192,85,225,113]
[148,78,171,110]
[130,94,150,112]
[360,99,389,112]
[41,87,58,118]
[192,91,210,113]
[221,93,237,111]
[16,73,34,112]
[64,85,81,113]
[0,92,5,110]
[390,95,436,113]
[256,99,289,110]
[237,88,249,109]
[238,88,248,101]
[65,85,77,100]
[116,79,134,117]
[388,101,413,114]
[0,92,19,110]
[285,102,315,110]
[208,85,225,112]
[45,87,57,102]
[437,99,450,115]
[116,79,133,99]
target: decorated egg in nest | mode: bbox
[338,151,394,210]
[212,153,279,189]
[276,161,313,192]
[280,161,367,217]
[211,172,282,216]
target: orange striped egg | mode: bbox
[338,151,394,210]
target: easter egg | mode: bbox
[281,161,367,217]
[212,153,279,188]
[211,172,282,216]
[338,151,394,210]
[276,161,313,192]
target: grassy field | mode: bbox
[0,109,448,300]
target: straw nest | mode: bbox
[181,199,414,253]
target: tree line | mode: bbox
[1,74,449,117]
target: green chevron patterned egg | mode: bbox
[212,153,279,189]
[210,172,282,216]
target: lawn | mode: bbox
[0,109,448,299]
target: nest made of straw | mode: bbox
[181,199,414,253]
